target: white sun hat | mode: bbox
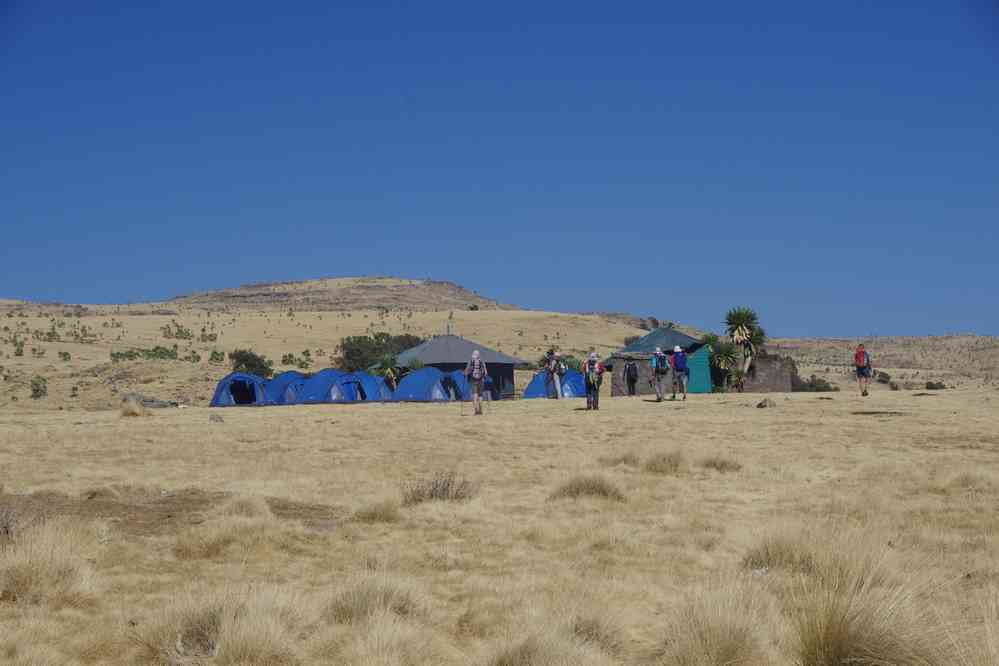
[673,346,682,353]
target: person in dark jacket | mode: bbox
[623,360,639,396]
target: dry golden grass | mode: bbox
[1,380,998,663]
[699,455,742,473]
[401,471,477,506]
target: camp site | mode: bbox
[4,3,999,662]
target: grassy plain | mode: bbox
[3,387,999,663]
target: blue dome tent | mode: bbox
[210,372,268,407]
[263,371,307,405]
[446,370,496,401]
[522,369,586,399]
[352,372,392,401]
[393,367,450,402]
[298,369,358,403]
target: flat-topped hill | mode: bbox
[169,276,513,312]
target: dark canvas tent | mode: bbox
[393,367,450,402]
[396,335,525,399]
[211,372,268,407]
[607,327,712,396]
[263,371,307,405]
[523,369,586,399]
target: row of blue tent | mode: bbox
[211,367,588,406]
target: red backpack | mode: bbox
[854,349,867,368]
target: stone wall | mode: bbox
[742,352,798,393]
[610,355,666,397]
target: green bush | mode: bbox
[160,320,194,340]
[30,376,47,399]
[58,351,71,362]
[335,333,425,372]
[110,345,179,362]
[208,351,225,364]
[228,349,274,378]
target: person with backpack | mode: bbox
[650,347,669,402]
[854,343,873,397]
[464,349,489,415]
[623,359,639,396]
[670,345,689,401]
[544,350,563,399]
[583,352,605,410]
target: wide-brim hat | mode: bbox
[673,346,682,353]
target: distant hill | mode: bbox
[168,277,515,312]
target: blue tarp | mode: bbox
[263,371,307,405]
[393,367,450,402]
[522,369,586,399]
[210,372,268,407]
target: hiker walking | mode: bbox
[464,350,489,415]
[583,352,605,410]
[544,349,562,399]
[670,345,689,401]
[854,343,873,397]
[623,359,639,396]
[650,347,669,402]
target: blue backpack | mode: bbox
[673,351,687,372]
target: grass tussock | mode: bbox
[643,451,684,475]
[217,495,274,519]
[0,504,17,541]
[549,475,625,502]
[324,574,427,624]
[742,531,819,574]
[120,396,149,417]
[401,471,477,507]
[787,571,950,666]
[570,611,625,656]
[313,610,462,665]
[597,452,640,467]
[651,582,765,665]
[132,587,302,665]
[352,499,402,524]
[0,517,97,608]
[485,631,613,666]
[699,455,742,473]
[173,513,301,560]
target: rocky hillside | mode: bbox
[168,277,513,312]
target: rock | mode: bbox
[757,398,777,409]
[926,381,947,391]
[875,371,891,384]
[121,392,179,409]
[889,382,900,391]
[208,413,225,423]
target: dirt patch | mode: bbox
[0,487,343,537]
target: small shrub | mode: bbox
[58,351,71,362]
[644,451,684,475]
[29,376,47,399]
[209,350,225,364]
[549,475,625,502]
[324,575,427,624]
[120,396,149,417]
[352,500,401,524]
[401,472,476,507]
[228,349,274,378]
[700,456,742,473]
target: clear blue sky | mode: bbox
[3,1,997,337]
